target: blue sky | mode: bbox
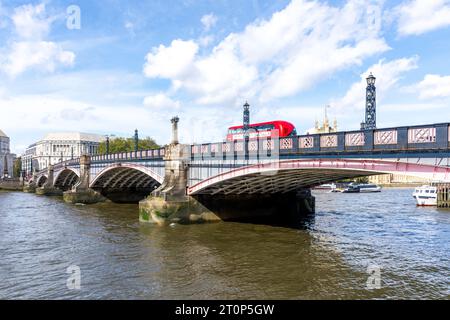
[1,0,450,154]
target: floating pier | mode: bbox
[436,183,450,208]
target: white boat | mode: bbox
[355,183,382,193]
[413,185,437,206]
[342,185,360,193]
[314,183,336,190]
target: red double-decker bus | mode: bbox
[226,120,297,141]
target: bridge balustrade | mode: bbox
[189,123,450,160]
[37,148,166,172]
[86,148,164,163]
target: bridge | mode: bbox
[28,119,450,225]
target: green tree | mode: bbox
[98,136,160,154]
[336,176,370,183]
[13,157,22,178]
[355,176,369,184]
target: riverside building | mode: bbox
[21,132,105,175]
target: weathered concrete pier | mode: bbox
[22,171,37,193]
[139,117,221,225]
[35,165,63,196]
[63,155,105,204]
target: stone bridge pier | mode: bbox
[63,155,106,204]
[23,170,37,193]
[139,146,225,224]
[36,165,63,196]
[139,117,221,225]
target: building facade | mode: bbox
[305,107,338,135]
[22,132,105,175]
[368,174,431,185]
[0,129,16,178]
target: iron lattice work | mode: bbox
[243,101,250,132]
[364,73,376,130]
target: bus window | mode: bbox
[253,124,274,131]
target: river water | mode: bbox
[0,189,449,299]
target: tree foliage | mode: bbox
[13,157,22,178]
[355,176,369,184]
[98,137,160,154]
[337,176,370,183]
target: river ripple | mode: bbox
[0,189,448,299]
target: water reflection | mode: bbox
[224,211,316,230]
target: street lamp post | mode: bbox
[361,72,377,130]
[171,117,180,145]
[106,136,110,155]
[243,101,250,134]
[243,101,250,159]
[134,129,139,152]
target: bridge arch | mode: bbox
[90,164,163,203]
[36,175,48,188]
[54,168,80,191]
[188,159,450,195]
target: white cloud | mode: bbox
[251,0,388,101]
[0,3,75,77]
[413,74,450,99]
[332,56,419,111]
[11,3,51,39]
[201,13,218,31]
[197,35,214,47]
[1,41,75,76]
[143,0,389,105]
[178,42,259,104]
[143,39,198,79]
[143,93,180,109]
[395,0,450,36]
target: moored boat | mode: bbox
[314,183,336,191]
[356,183,382,193]
[341,185,360,193]
[413,185,437,206]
